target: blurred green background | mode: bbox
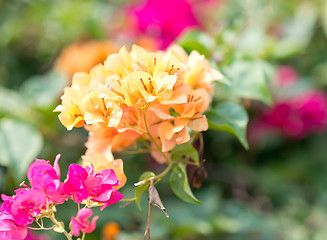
[1,0,327,239]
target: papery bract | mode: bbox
[9,188,46,226]
[0,212,27,240]
[70,208,98,237]
[63,164,89,203]
[27,155,63,200]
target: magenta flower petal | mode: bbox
[99,189,124,211]
[70,217,83,237]
[10,189,46,226]
[67,164,88,180]
[95,169,119,186]
[53,154,61,178]
[0,212,27,239]
[70,208,98,237]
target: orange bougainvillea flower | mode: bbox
[169,45,223,92]
[55,40,118,77]
[54,87,86,130]
[147,88,210,152]
[85,122,142,156]
[55,44,222,164]
[102,222,121,240]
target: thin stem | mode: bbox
[27,226,55,231]
[48,213,72,240]
[120,148,154,155]
[34,219,43,228]
[142,179,154,240]
[142,108,170,163]
[134,163,173,187]
[119,124,147,134]
[120,197,136,202]
[81,232,86,240]
[40,217,44,228]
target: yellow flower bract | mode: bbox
[55,44,222,162]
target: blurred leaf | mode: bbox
[20,71,67,109]
[135,171,156,210]
[170,142,199,164]
[219,60,272,105]
[313,61,327,86]
[211,62,231,85]
[206,102,249,149]
[177,30,215,57]
[170,162,202,204]
[0,119,43,180]
[272,2,317,58]
[323,1,327,37]
[0,87,33,119]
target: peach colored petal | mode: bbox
[188,114,208,132]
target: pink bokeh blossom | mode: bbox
[128,0,200,49]
[249,91,327,142]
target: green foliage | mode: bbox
[0,86,34,120]
[272,2,317,58]
[207,102,249,149]
[177,30,215,57]
[218,60,272,105]
[0,119,43,181]
[20,71,67,109]
[135,171,156,209]
[170,142,199,164]
[170,163,202,204]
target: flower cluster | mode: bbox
[0,155,123,239]
[55,45,222,166]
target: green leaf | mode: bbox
[323,1,327,38]
[20,71,67,109]
[219,60,272,105]
[170,142,199,164]
[0,119,43,180]
[170,163,203,204]
[273,2,317,58]
[177,30,215,57]
[0,87,33,119]
[206,102,249,149]
[135,171,156,210]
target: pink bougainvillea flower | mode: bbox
[8,188,46,226]
[275,65,298,87]
[263,91,327,138]
[92,188,124,211]
[250,91,327,142]
[129,0,200,49]
[0,212,27,240]
[63,164,89,203]
[26,155,66,203]
[82,152,127,189]
[71,208,98,237]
